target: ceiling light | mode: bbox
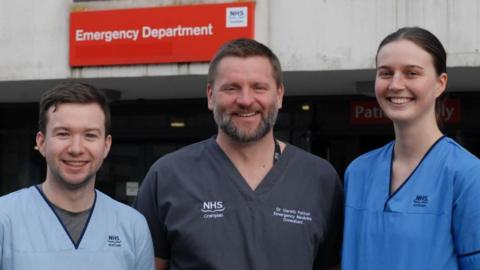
[301,104,310,111]
[170,121,185,128]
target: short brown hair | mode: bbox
[38,82,111,135]
[207,38,283,87]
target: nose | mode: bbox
[68,135,84,155]
[388,73,405,91]
[236,88,254,107]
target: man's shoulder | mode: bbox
[150,138,213,168]
[0,187,35,211]
[285,143,337,174]
[0,187,38,226]
[95,190,147,224]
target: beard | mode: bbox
[213,104,279,143]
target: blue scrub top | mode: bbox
[0,187,154,270]
[342,137,480,270]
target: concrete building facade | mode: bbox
[1,0,479,200]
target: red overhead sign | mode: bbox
[350,99,461,124]
[69,2,255,67]
[350,101,391,124]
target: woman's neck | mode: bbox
[393,117,443,161]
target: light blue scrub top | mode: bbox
[0,186,154,270]
[342,136,480,270]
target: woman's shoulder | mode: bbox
[347,141,394,171]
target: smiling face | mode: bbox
[36,102,111,191]
[207,56,284,142]
[375,39,447,126]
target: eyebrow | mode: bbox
[377,64,424,70]
[84,128,103,133]
[219,82,241,89]
[51,127,102,133]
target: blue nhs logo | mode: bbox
[229,9,245,17]
[226,7,248,28]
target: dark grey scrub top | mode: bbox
[134,138,343,270]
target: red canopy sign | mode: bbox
[69,2,255,66]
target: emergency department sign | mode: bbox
[69,2,255,67]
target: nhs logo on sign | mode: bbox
[226,7,248,28]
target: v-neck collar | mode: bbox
[384,135,446,210]
[35,185,97,249]
[208,138,289,201]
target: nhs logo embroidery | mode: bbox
[226,7,248,28]
[201,201,225,219]
[413,195,429,207]
[107,235,121,247]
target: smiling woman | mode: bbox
[374,40,447,128]
[342,27,480,270]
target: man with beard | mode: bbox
[134,39,343,270]
[0,82,154,270]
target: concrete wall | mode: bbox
[271,0,480,70]
[0,0,479,80]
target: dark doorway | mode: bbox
[96,139,196,204]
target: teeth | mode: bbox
[64,161,87,166]
[237,112,256,117]
[389,97,412,104]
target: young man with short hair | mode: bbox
[0,82,154,270]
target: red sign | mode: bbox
[350,99,461,124]
[350,101,391,124]
[69,2,255,66]
[442,99,461,123]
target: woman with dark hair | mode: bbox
[341,27,480,269]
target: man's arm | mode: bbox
[314,175,344,269]
[0,220,3,270]
[0,212,6,270]
[133,167,172,269]
[155,257,169,270]
[134,215,156,270]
